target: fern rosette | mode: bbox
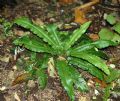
[13,17,117,101]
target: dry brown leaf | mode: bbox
[12,73,32,86]
[74,8,88,24]
[112,0,120,4]
[74,0,100,24]
[32,18,44,26]
[47,57,57,78]
[14,92,21,101]
[88,34,99,41]
[92,78,107,88]
[59,0,74,4]
[79,96,88,101]
[14,29,25,36]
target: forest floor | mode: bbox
[0,1,120,101]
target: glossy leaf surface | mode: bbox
[68,57,104,80]
[70,52,110,75]
[65,21,91,50]
[13,36,53,54]
[14,17,57,48]
[56,60,74,101]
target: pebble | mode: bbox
[27,80,36,88]
[0,86,6,91]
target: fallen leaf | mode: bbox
[47,57,57,78]
[14,92,21,101]
[79,96,88,101]
[92,78,107,88]
[12,73,32,86]
[59,0,74,4]
[74,0,100,24]
[32,18,44,26]
[74,8,88,24]
[88,34,99,41]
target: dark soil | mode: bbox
[0,0,120,101]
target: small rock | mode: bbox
[8,71,14,79]
[12,65,17,70]
[94,89,100,96]
[14,29,24,36]
[92,96,96,99]
[27,80,36,88]
[109,64,116,69]
[0,86,6,91]
[79,96,88,101]
[49,18,56,23]
[87,79,95,88]
[32,18,44,26]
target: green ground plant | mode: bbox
[99,13,120,101]
[0,18,13,36]
[99,13,120,43]
[13,17,119,101]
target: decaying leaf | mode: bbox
[12,73,32,86]
[59,0,74,4]
[74,0,100,24]
[47,57,57,78]
[92,78,107,88]
[74,8,88,24]
[88,34,99,41]
[14,92,21,101]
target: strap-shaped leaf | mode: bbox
[13,36,53,53]
[14,17,56,47]
[84,49,109,60]
[65,21,91,50]
[56,60,74,101]
[70,40,117,53]
[70,52,110,75]
[46,24,62,47]
[69,67,88,92]
[68,57,104,80]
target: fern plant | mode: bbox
[13,17,117,101]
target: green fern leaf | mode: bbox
[65,21,91,50]
[82,49,109,60]
[14,17,56,47]
[71,40,116,53]
[68,57,104,80]
[69,67,88,92]
[113,22,120,34]
[56,60,75,101]
[46,24,62,48]
[70,52,110,75]
[13,36,53,53]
